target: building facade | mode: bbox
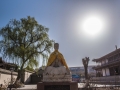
[69,66,96,76]
[88,66,96,77]
[69,66,96,82]
[0,57,18,71]
[93,48,120,77]
[69,66,84,76]
[69,66,84,82]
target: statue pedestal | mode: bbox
[43,66,72,82]
[37,81,78,90]
[43,75,72,82]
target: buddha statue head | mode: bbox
[54,43,59,50]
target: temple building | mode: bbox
[93,48,120,77]
[0,57,18,71]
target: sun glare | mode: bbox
[80,14,106,37]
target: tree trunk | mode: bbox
[16,69,25,83]
[14,63,25,88]
[16,70,22,81]
[16,63,24,81]
[84,67,90,88]
[85,67,88,79]
[82,57,90,88]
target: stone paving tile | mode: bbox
[11,85,37,90]
[9,83,120,90]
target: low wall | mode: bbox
[0,68,17,85]
[24,69,34,84]
[0,68,33,85]
[91,75,120,85]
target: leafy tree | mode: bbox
[25,66,34,72]
[0,16,54,84]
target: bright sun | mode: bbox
[80,14,106,37]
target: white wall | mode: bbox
[0,69,17,85]
[102,69,106,76]
[96,62,101,66]
[0,68,33,85]
[102,68,110,76]
[106,59,108,63]
[24,71,33,84]
[101,60,106,65]
[106,68,110,76]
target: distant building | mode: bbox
[69,67,84,82]
[69,66,96,82]
[69,66,96,76]
[93,48,120,77]
[88,65,96,77]
[69,66,84,75]
[0,57,18,71]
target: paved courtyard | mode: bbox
[10,85,37,90]
[7,83,120,90]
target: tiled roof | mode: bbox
[93,48,120,62]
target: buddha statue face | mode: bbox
[54,43,59,50]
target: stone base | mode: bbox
[37,82,78,90]
[43,75,72,82]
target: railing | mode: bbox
[108,58,120,63]
[93,59,120,69]
[90,75,120,85]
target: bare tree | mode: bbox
[82,57,90,88]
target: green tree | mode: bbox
[0,16,54,84]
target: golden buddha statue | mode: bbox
[47,43,69,69]
[43,43,72,82]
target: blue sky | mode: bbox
[1,0,120,67]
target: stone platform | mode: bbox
[43,75,72,82]
[37,81,78,90]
